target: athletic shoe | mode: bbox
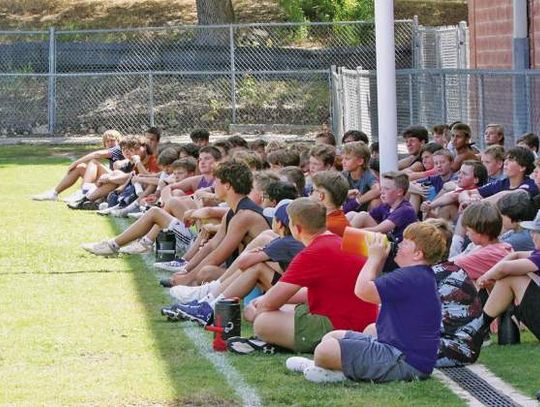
[454,315,491,353]
[160,278,173,288]
[110,204,140,218]
[81,240,118,256]
[62,190,84,204]
[127,211,145,219]
[97,204,120,216]
[160,300,199,321]
[286,357,315,373]
[169,280,219,303]
[67,198,99,210]
[119,240,153,255]
[153,258,188,272]
[176,301,214,326]
[303,366,346,383]
[226,336,278,355]
[32,190,58,201]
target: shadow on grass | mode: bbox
[0,269,130,275]
[106,218,239,405]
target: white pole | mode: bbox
[375,0,398,173]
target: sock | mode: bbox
[108,239,120,251]
[449,235,465,259]
[140,236,153,246]
[209,294,224,309]
[82,183,93,192]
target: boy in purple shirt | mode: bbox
[348,171,417,242]
[285,221,447,383]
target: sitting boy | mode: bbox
[162,201,305,324]
[340,141,380,214]
[244,198,378,354]
[32,129,123,202]
[348,171,417,243]
[310,171,350,237]
[444,210,540,363]
[286,221,447,383]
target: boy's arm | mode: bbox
[430,190,459,208]
[364,219,396,234]
[235,250,270,270]
[254,281,301,315]
[478,254,536,288]
[357,182,380,205]
[354,233,388,304]
[67,148,111,171]
[169,175,202,193]
[189,212,263,274]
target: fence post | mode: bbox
[458,21,468,69]
[412,16,420,69]
[148,72,155,127]
[526,72,532,132]
[478,74,485,142]
[408,73,414,126]
[229,24,237,125]
[47,27,56,134]
[441,73,447,124]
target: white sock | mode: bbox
[208,293,224,309]
[140,236,153,246]
[108,239,120,251]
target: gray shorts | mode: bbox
[339,331,429,383]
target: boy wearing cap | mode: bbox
[447,210,540,358]
[163,200,305,325]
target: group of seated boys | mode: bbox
[32,123,540,384]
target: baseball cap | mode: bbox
[520,210,540,232]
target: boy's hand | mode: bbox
[367,232,391,260]
[347,189,360,198]
[131,155,141,164]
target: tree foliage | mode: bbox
[279,0,374,23]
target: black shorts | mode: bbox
[514,280,540,340]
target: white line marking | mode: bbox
[113,218,263,407]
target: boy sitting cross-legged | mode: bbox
[286,221,447,383]
[241,198,378,354]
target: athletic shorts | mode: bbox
[514,280,540,340]
[293,304,333,353]
[339,331,430,383]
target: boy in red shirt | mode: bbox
[245,198,378,353]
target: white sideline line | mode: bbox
[113,218,262,407]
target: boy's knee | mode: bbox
[314,337,340,365]
[253,312,272,339]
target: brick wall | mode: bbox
[468,0,514,68]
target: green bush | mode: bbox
[279,0,374,23]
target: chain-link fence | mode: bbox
[0,20,417,136]
[331,67,539,149]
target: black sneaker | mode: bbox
[454,315,490,353]
[67,198,98,210]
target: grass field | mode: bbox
[0,145,537,406]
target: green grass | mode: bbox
[1,144,536,406]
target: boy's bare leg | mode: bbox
[55,164,87,194]
[87,182,117,201]
[438,204,458,222]
[484,275,531,317]
[409,193,422,213]
[313,330,348,370]
[348,211,378,228]
[253,305,296,349]
[114,207,176,247]
[220,262,278,298]
[82,160,109,184]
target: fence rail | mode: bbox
[0,20,467,136]
[331,67,537,149]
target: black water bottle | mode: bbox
[155,229,176,262]
[214,298,241,340]
[498,307,520,345]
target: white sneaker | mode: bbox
[81,241,118,256]
[119,240,153,255]
[97,204,120,216]
[32,190,58,201]
[303,366,346,383]
[110,204,140,218]
[153,259,188,272]
[169,280,220,303]
[286,357,315,373]
[62,190,85,204]
[127,211,145,219]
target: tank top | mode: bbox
[197,176,214,190]
[224,197,271,267]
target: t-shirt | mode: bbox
[368,199,417,242]
[500,229,535,252]
[326,210,349,237]
[374,265,441,374]
[281,233,378,331]
[525,250,540,284]
[107,145,125,170]
[342,169,378,213]
[453,242,513,280]
[478,176,538,198]
[262,235,305,272]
